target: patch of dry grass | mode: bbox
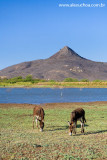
[0,81,107,88]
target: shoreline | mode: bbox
[0,81,107,88]
[0,101,107,109]
[0,86,107,88]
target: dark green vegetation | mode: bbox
[0,75,107,88]
[0,102,107,159]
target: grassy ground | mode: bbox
[0,102,107,160]
[0,81,107,88]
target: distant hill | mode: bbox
[0,46,107,81]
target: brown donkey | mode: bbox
[33,106,45,132]
[68,108,86,136]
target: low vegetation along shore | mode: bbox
[0,75,107,88]
[0,102,107,159]
[1,81,107,88]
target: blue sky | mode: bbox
[0,0,107,70]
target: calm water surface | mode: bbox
[0,88,107,104]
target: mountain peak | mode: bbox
[0,46,107,81]
[61,46,70,50]
[49,46,82,60]
[60,46,75,53]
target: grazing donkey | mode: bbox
[68,108,86,136]
[33,106,45,132]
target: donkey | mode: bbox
[68,108,86,136]
[33,106,45,132]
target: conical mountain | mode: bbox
[0,46,107,81]
[49,46,85,60]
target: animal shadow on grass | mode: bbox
[76,124,88,128]
[46,125,68,131]
[75,124,107,136]
[46,124,88,132]
[18,114,32,117]
[84,129,107,135]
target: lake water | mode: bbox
[0,88,107,104]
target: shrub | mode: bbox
[7,76,23,83]
[63,78,78,82]
[93,79,102,82]
[48,80,56,82]
[80,79,89,82]
[24,75,33,82]
[40,79,47,82]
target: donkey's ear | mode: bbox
[68,121,70,126]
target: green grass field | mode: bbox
[0,102,107,160]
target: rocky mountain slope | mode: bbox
[0,46,107,81]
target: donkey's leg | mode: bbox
[73,121,77,134]
[33,115,35,129]
[81,121,84,133]
[83,115,86,123]
[35,118,39,129]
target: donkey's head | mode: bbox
[39,120,44,132]
[68,121,76,136]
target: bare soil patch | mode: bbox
[0,101,107,109]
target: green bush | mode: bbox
[93,79,102,82]
[39,79,47,82]
[48,80,56,82]
[80,79,89,82]
[6,76,23,83]
[24,75,33,82]
[63,78,78,82]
